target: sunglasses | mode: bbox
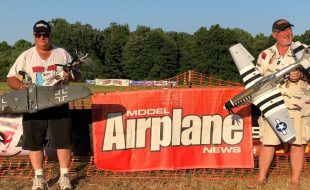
[34,33,50,38]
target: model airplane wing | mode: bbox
[0,85,91,114]
[224,43,296,143]
[251,87,295,142]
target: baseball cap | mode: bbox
[272,19,294,32]
[33,20,51,33]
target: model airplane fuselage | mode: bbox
[224,61,300,110]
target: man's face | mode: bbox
[33,31,51,50]
[272,25,293,47]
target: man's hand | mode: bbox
[289,69,302,82]
[7,77,28,90]
[63,69,81,81]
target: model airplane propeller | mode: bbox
[56,51,95,73]
[44,50,93,86]
[224,42,310,143]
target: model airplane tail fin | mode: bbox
[229,43,263,89]
[291,41,310,73]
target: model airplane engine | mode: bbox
[291,41,310,74]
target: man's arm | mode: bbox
[7,77,28,90]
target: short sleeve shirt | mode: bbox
[256,43,307,116]
[7,46,72,86]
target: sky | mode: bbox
[1,0,309,45]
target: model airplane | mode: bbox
[0,51,92,114]
[224,42,310,143]
[44,52,91,86]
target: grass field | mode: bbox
[0,82,128,93]
[0,81,171,94]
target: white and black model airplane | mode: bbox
[224,42,310,143]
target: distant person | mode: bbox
[7,20,80,190]
[248,19,309,189]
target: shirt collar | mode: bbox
[269,43,294,57]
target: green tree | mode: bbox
[252,33,275,59]
[123,27,178,80]
[51,18,106,80]
[0,41,12,81]
[0,40,32,81]
[10,40,33,61]
[123,26,153,80]
[147,29,178,79]
[51,19,97,53]
[191,25,258,81]
[167,32,194,74]
[296,30,310,45]
[102,23,130,78]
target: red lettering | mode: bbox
[32,66,44,72]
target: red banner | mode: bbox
[92,88,253,171]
